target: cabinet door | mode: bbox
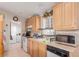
[62,3,75,30]
[62,3,78,30]
[41,17,47,29]
[53,3,79,30]
[25,16,40,32]
[32,40,39,57]
[27,39,30,54]
[76,3,79,28]
[28,39,33,56]
[0,15,4,56]
[63,3,72,26]
[71,3,78,29]
[32,16,41,32]
[38,43,47,57]
[31,17,36,32]
[25,19,29,30]
[35,16,41,32]
[53,3,62,30]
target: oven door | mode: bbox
[47,51,59,57]
[47,45,69,57]
[47,45,60,57]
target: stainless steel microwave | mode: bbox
[56,35,75,44]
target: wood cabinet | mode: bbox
[32,40,39,57]
[38,43,47,57]
[27,38,33,56]
[25,16,41,32]
[62,3,78,30]
[27,38,30,54]
[0,15,4,56]
[53,3,79,30]
[27,38,47,57]
[35,16,41,32]
[53,3,62,30]
[25,19,29,30]
[29,39,33,56]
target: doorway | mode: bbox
[10,21,21,44]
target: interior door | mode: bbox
[0,14,4,56]
[10,22,21,44]
[11,22,17,43]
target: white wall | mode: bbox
[0,9,25,50]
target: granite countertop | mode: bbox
[28,37,77,53]
[47,41,77,52]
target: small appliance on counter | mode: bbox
[55,35,76,47]
[25,25,33,38]
[25,31,32,37]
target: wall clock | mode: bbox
[13,16,18,21]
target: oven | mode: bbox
[47,45,69,57]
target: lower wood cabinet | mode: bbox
[32,40,39,57]
[27,38,47,57]
[29,39,33,56]
[38,43,47,57]
[27,38,33,56]
[27,39,30,54]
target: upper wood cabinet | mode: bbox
[35,16,41,32]
[53,3,79,30]
[25,16,41,32]
[53,3,62,30]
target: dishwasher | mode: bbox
[47,51,60,57]
[47,45,69,57]
[21,36,27,52]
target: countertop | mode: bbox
[47,41,77,53]
[28,37,78,53]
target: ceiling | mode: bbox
[0,2,58,19]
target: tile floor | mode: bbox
[4,43,30,57]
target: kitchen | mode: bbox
[21,2,79,57]
[0,2,79,57]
